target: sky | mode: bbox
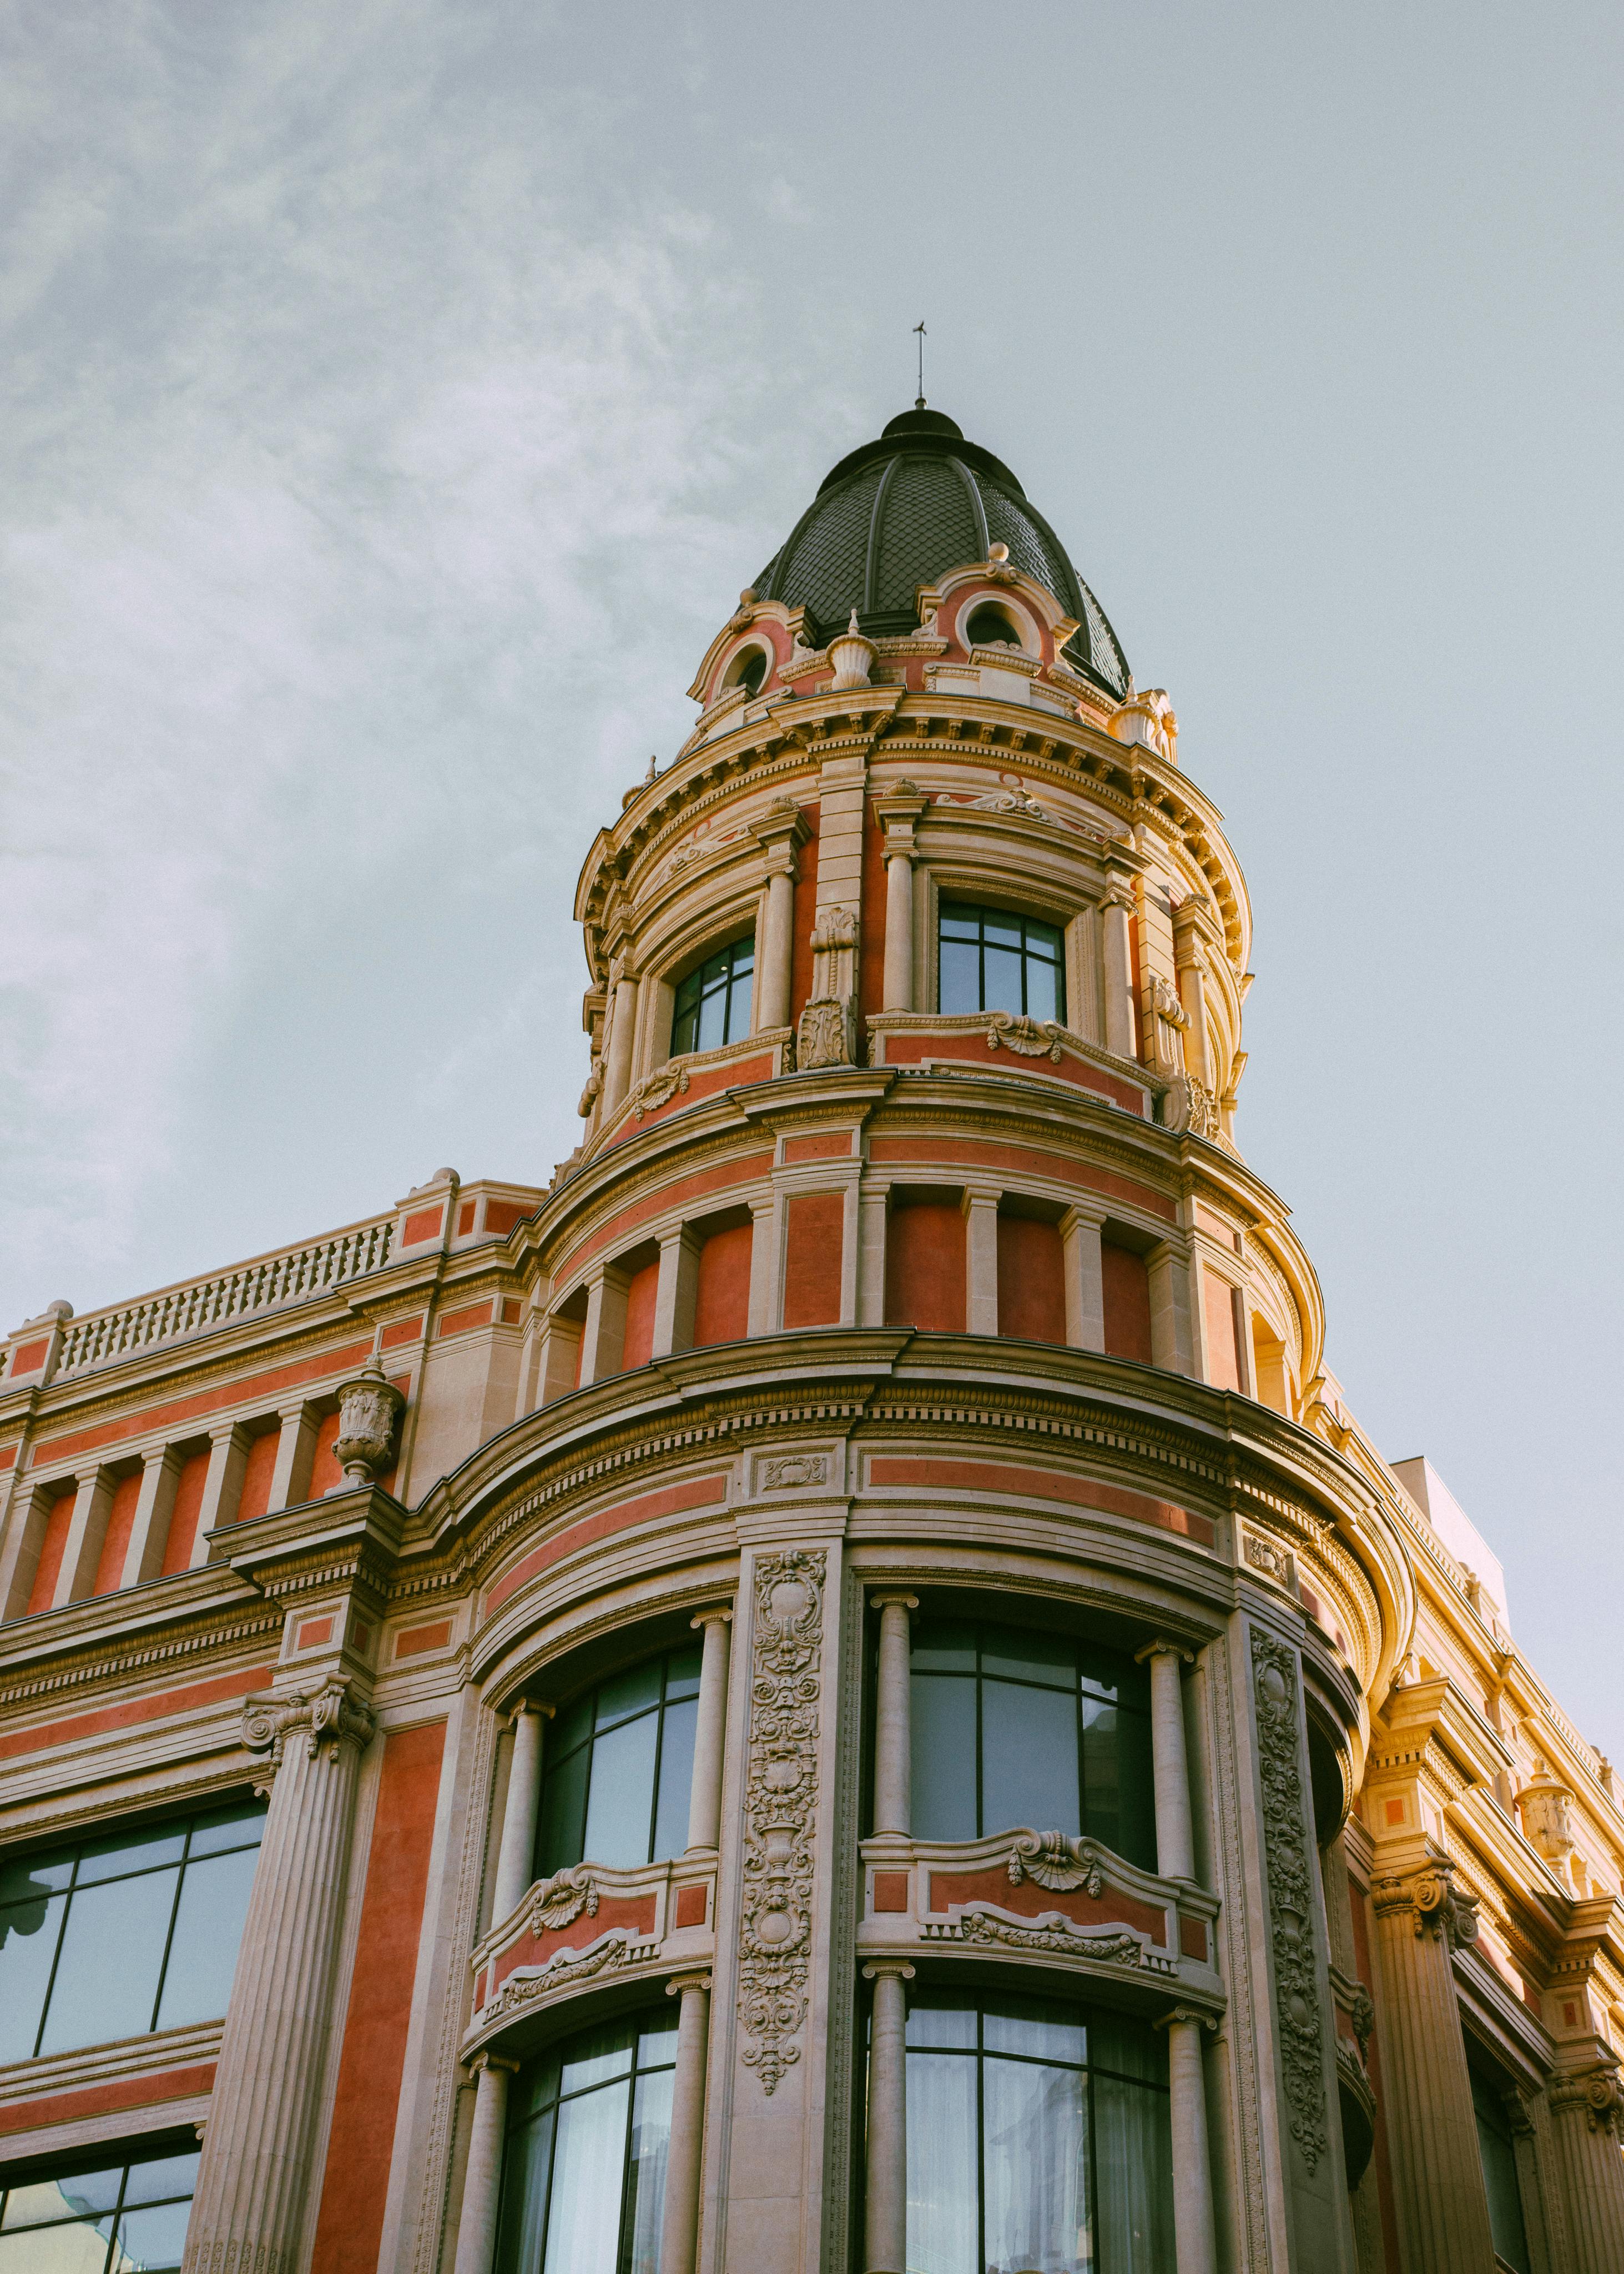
[3,3,1621,1752]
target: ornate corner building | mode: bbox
[1,403,1620,2274]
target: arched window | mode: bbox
[906,1617,1156,1870]
[537,1646,700,1876]
[938,902,1064,1024]
[723,645,768,697]
[900,1990,1173,2274]
[496,2010,675,2274]
[670,934,754,1057]
[964,603,1022,649]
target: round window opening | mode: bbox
[727,647,768,697]
[964,604,1022,650]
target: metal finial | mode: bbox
[914,320,926,408]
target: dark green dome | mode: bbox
[751,406,1129,699]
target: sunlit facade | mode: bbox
[2,401,1622,2274]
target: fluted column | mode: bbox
[452,2052,520,2274]
[1101,882,1138,1060]
[659,1969,714,2274]
[1546,2057,1624,2273]
[1369,1855,1497,2274]
[491,1703,549,1924]
[863,1960,915,2274]
[182,1677,375,2274]
[1136,1639,1196,1881]
[1161,2009,1218,2274]
[685,1607,733,1851]
[602,965,639,1117]
[748,799,806,1035]
[871,1592,918,1838]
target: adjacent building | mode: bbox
[2,401,1621,2274]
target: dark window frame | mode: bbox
[937,899,1066,1024]
[670,932,755,1058]
[536,1644,702,1879]
[0,2132,201,2273]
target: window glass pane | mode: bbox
[1025,956,1060,1024]
[1080,1695,1123,1857]
[910,1672,977,1842]
[494,2107,553,2274]
[541,2075,631,2274]
[983,1996,1087,2068]
[0,1850,72,1903]
[117,2197,192,2270]
[1093,2071,1174,2273]
[730,938,754,975]
[0,1888,65,2060]
[939,939,981,1014]
[186,1801,266,1858]
[982,2052,1091,2274]
[723,965,751,1041]
[905,2000,977,2050]
[75,1825,186,1884]
[1088,2014,1167,2088]
[981,1678,1078,1839]
[1472,2070,1531,2273]
[982,943,1025,1015]
[39,1868,177,2053]
[1085,1696,1157,1871]
[2,2166,120,2226]
[623,2065,673,2274]
[663,1646,703,1701]
[581,1710,660,1868]
[695,986,728,1053]
[904,2047,977,2274]
[939,904,980,940]
[558,2025,635,2099]
[637,2018,680,2067]
[538,1744,590,1876]
[982,910,1023,948]
[595,1660,662,1732]
[155,1844,259,2029]
[552,1694,593,1760]
[910,1621,976,1673]
[120,2154,201,2207]
[651,1694,698,1863]
[980,1624,1075,1688]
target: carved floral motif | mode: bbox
[1251,1628,1329,2173]
[760,1453,829,1491]
[985,1012,1063,1061]
[479,1933,631,2027]
[796,998,850,1070]
[949,1910,1150,1969]
[332,1362,404,1485]
[738,1548,825,2094]
[527,1865,599,1935]
[1006,1830,1106,1897]
[629,1064,690,1118]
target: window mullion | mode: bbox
[150,1847,189,2035]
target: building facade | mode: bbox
[1,403,1621,2274]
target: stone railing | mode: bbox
[52,1217,395,1380]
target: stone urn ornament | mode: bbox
[331,1360,404,1488]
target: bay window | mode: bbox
[537,1646,700,1877]
[0,2141,199,2274]
[495,2011,675,2274]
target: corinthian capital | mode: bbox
[1550,2057,1624,2136]
[242,1677,375,1783]
[1371,1855,1479,1948]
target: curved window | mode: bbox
[496,2011,675,2274]
[670,934,754,1058]
[900,1990,1173,2274]
[729,648,766,696]
[965,603,1021,649]
[0,1796,266,2062]
[907,1618,1155,1870]
[537,1646,700,1876]
[939,902,1064,1024]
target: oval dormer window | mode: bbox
[965,604,1021,650]
[725,647,767,698]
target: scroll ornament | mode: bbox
[242,1677,375,1783]
[738,1548,825,2094]
[479,1934,629,2028]
[333,1360,404,1486]
[1251,1628,1330,2174]
[985,1011,1063,1061]
[957,1909,1143,1966]
[527,1866,599,1936]
[1006,1830,1106,1898]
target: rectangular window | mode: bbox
[0,2139,199,2274]
[1470,2060,1531,2273]
[937,902,1065,1024]
[0,1798,265,2064]
[670,934,754,1057]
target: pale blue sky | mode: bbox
[3,3,1621,1749]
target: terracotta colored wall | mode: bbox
[783,1191,844,1329]
[693,1223,752,1346]
[885,1203,966,1332]
[859,803,887,1027]
[1203,1268,1241,1391]
[621,1260,660,1370]
[788,801,821,1029]
[1102,1241,1154,1364]
[160,1447,212,1576]
[26,1487,78,1614]
[235,1426,280,1526]
[307,1411,344,1499]
[93,1471,143,1595]
[310,1719,447,2274]
[996,1216,1066,1346]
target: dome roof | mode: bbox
[750,406,1129,699]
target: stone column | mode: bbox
[181,1677,375,2274]
[452,2051,520,2274]
[602,965,639,1118]
[962,1185,1001,1336]
[652,1227,702,1358]
[660,1970,714,2274]
[53,1468,113,1606]
[194,1420,249,1562]
[577,1266,628,1388]
[1136,1640,1196,1880]
[1161,2008,1219,2274]
[863,1960,915,2274]
[1101,883,1138,1060]
[873,788,926,1015]
[1369,1854,1497,2273]
[266,1400,317,1513]
[749,801,807,1034]
[1546,2056,1624,2273]
[1060,1201,1107,1354]
[871,1592,918,1838]
[1147,1239,1195,1376]
[491,1703,549,1924]
[686,1607,734,1852]
[856,1183,891,1327]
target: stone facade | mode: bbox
[2,403,1621,2273]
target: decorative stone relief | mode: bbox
[527,1865,599,1935]
[1371,1856,1479,1948]
[1349,1981,1376,2066]
[985,1011,1063,1061]
[955,1911,1147,1966]
[1250,1627,1330,2174]
[797,997,850,1070]
[242,1677,375,1788]
[479,1933,632,2026]
[1517,1763,1578,1875]
[1551,2059,1624,2136]
[333,1362,404,1485]
[1161,1070,1220,1139]
[1006,1830,1106,1896]
[965,782,1051,820]
[760,1453,829,1491]
[739,1548,825,2094]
